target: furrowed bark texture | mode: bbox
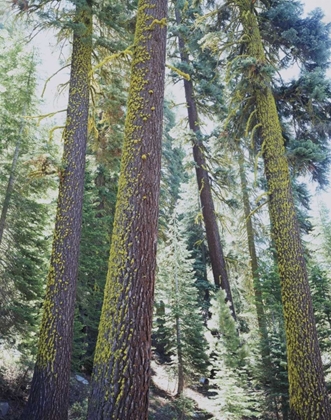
[234,0,331,417]
[87,1,167,419]
[21,7,92,420]
[175,5,236,320]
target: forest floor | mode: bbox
[0,350,219,420]
[149,360,218,419]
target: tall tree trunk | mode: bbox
[176,313,185,395]
[21,6,92,420]
[0,58,33,247]
[235,1,331,417]
[175,5,236,321]
[87,1,167,419]
[237,146,268,353]
[174,236,184,396]
[0,140,21,246]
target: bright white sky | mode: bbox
[304,0,331,20]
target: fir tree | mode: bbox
[155,209,209,395]
[209,291,262,419]
[224,0,331,416]
[172,0,236,319]
[0,21,54,353]
[72,165,114,372]
[21,2,92,418]
[87,1,168,418]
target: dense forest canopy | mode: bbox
[0,0,331,419]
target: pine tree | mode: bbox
[209,291,262,419]
[309,265,331,354]
[258,257,289,418]
[87,1,168,418]
[156,210,209,395]
[0,48,34,246]
[73,53,128,372]
[227,0,331,416]
[236,144,268,356]
[172,0,236,320]
[0,21,54,353]
[71,165,114,372]
[21,2,92,418]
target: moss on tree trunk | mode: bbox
[233,0,331,417]
[21,6,92,419]
[87,1,168,419]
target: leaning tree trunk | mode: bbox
[21,6,92,420]
[87,1,167,419]
[237,145,269,355]
[175,5,236,321]
[234,0,331,417]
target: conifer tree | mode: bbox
[236,144,268,355]
[159,101,187,228]
[21,2,92,418]
[173,0,236,320]
[0,21,54,352]
[72,56,128,372]
[87,1,167,418]
[0,49,34,247]
[156,209,209,395]
[226,0,331,417]
[309,265,331,354]
[72,165,114,372]
[209,291,262,419]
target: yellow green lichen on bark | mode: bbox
[231,0,331,418]
[21,5,92,420]
[37,6,92,369]
[88,1,167,419]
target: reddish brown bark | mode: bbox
[175,6,236,320]
[21,6,92,419]
[87,1,167,419]
[235,0,331,417]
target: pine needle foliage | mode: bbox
[155,208,209,393]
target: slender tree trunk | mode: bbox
[235,1,331,417]
[174,234,184,396]
[237,146,268,352]
[21,6,92,420]
[0,59,33,247]
[87,1,167,419]
[176,312,185,395]
[175,5,236,320]
[0,140,21,246]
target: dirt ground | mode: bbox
[0,361,217,419]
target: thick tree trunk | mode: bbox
[21,6,92,420]
[175,5,236,321]
[87,1,167,419]
[235,1,331,417]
